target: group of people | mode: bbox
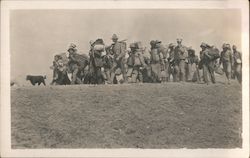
[50,34,242,85]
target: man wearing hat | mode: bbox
[232,45,242,84]
[200,42,216,84]
[173,38,188,82]
[68,43,82,84]
[186,47,200,82]
[126,43,141,83]
[219,43,233,84]
[109,34,128,83]
[149,40,163,83]
[167,43,176,81]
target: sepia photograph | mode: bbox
[1,0,249,158]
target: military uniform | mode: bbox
[200,43,216,84]
[173,39,188,82]
[166,44,176,82]
[103,47,114,83]
[127,43,145,83]
[109,34,127,83]
[220,44,233,84]
[156,42,169,82]
[68,44,82,84]
[232,45,242,84]
[150,40,163,83]
[186,48,200,82]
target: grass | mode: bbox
[11,77,242,149]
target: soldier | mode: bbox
[109,34,127,84]
[149,40,163,83]
[167,43,176,82]
[127,42,145,83]
[155,41,169,83]
[219,43,233,84]
[199,42,216,84]
[89,39,105,84]
[232,45,242,84]
[68,43,82,84]
[173,38,188,82]
[186,47,200,82]
[103,46,114,84]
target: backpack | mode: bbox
[208,47,220,60]
[150,48,160,62]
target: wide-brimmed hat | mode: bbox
[111,34,118,40]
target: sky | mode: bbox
[10,9,241,85]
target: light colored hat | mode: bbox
[226,43,231,49]
[69,43,77,48]
[111,34,118,40]
[89,40,94,46]
[177,38,182,43]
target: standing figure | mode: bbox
[232,45,242,84]
[155,41,169,83]
[220,43,233,84]
[149,40,163,83]
[89,39,105,84]
[173,38,188,82]
[103,46,114,84]
[109,34,127,84]
[199,42,216,84]
[167,43,176,82]
[186,47,200,82]
[127,42,145,83]
[68,43,82,84]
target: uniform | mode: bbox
[167,45,176,82]
[173,41,188,82]
[200,43,216,84]
[220,44,233,84]
[232,47,242,83]
[110,34,127,83]
[127,43,145,83]
[68,45,82,84]
[103,48,114,83]
[156,43,169,82]
[186,48,200,82]
[150,40,163,83]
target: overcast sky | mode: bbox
[10,9,241,84]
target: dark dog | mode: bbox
[26,75,46,86]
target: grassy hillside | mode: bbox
[11,79,242,148]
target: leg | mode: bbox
[71,67,79,85]
[179,60,186,82]
[42,80,46,86]
[235,64,242,84]
[202,64,209,84]
[173,65,179,82]
[120,58,128,83]
[208,62,216,84]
